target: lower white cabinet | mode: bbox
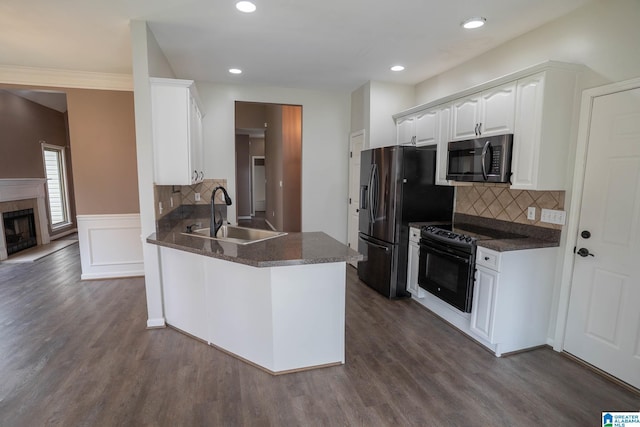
[406,227,425,298]
[469,246,557,356]
[160,247,207,340]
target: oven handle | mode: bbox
[359,235,389,252]
[420,242,470,264]
[481,140,491,181]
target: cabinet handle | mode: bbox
[478,122,482,135]
[474,123,478,135]
[199,171,204,181]
[484,256,490,261]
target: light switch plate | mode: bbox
[541,208,566,225]
[195,192,201,201]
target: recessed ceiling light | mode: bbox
[229,68,242,74]
[236,1,256,13]
[391,65,405,72]
[462,17,486,29]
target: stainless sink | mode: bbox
[182,225,287,245]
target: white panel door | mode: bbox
[565,87,640,389]
[347,131,365,267]
[451,95,481,141]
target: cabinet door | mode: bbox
[470,266,499,343]
[436,104,452,185]
[160,247,207,341]
[396,116,415,145]
[189,96,204,183]
[414,109,438,146]
[480,83,516,136]
[451,95,481,141]
[511,73,545,189]
[406,240,424,298]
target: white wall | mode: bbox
[196,83,351,242]
[368,81,414,148]
[415,0,640,104]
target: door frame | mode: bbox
[553,76,640,351]
[251,155,265,217]
[347,129,365,267]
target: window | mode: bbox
[42,144,71,229]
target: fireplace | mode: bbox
[3,209,37,255]
[0,179,51,260]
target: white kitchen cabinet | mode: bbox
[406,227,425,299]
[151,78,205,185]
[469,245,557,356]
[435,104,452,186]
[396,115,415,145]
[451,82,516,141]
[160,246,208,340]
[510,70,578,190]
[396,109,438,146]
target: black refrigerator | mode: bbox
[357,145,454,298]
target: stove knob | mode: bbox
[466,237,473,242]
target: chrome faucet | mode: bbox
[211,186,232,237]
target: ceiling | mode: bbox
[1,0,594,92]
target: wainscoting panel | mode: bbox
[77,214,144,280]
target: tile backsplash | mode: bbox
[154,179,227,219]
[455,184,565,230]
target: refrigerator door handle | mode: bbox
[370,164,378,225]
[359,185,368,210]
[358,235,390,252]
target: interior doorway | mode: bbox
[234,101,302,232]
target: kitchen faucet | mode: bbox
[211,186,232,238]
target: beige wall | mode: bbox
[66,89,139,215]
[0,89,78,235]
[0,90,68,178]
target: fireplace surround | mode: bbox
[0,179,50,260]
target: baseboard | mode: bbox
[265,219,277,231]
[77,214,144,280]
[50,228,78,240]
[147,318,166,329]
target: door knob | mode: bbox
[576,247,594,257]
[581,230,591,239]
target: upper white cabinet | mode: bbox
[396,115,416,145]
[510,70,578,190]
[414,109,438,145]
[451,82,516,141]
[151,78,205,185]
[435,104,452,186]
[396,108,438,146]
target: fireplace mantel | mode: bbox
[0,178,47,202]
[0,178,50,260]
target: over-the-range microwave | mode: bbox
[446,134,514,183]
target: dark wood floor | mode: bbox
[0,245,638,426]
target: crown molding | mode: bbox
[0,65,133,91]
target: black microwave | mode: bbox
[446,134,514,183]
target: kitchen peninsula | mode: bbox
[147,224,362,375]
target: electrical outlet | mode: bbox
[541,209,566,225]
[170,197,174,207]
[195,192,201,202]
[158,201,163,214]
[527,207,536,220]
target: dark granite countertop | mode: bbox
[147,220,362,267]
[409,214,561,252]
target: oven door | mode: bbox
[418,239,475,312]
